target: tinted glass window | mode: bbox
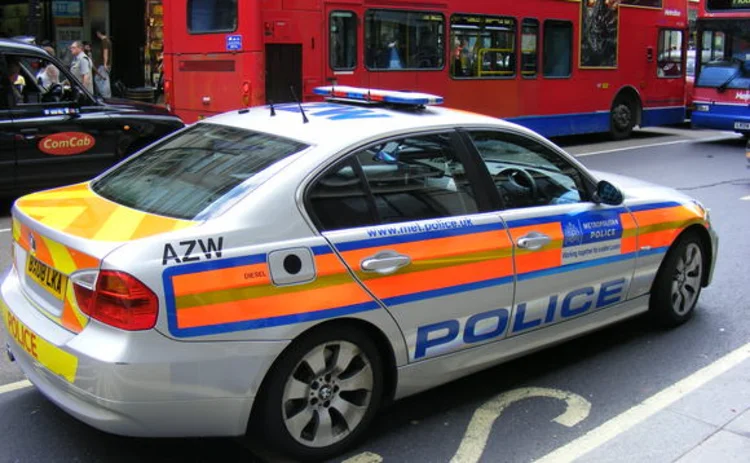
[657,29,684,78]
[188,0,238,34]
[521,19,539,78]
[365,10,444,70]
[330,11,357,70]
[543,21,572,78]
[92,124,309,220]
[450,15,516,79]
[357,133,477,223]
[308,160,377,231]
[467,131,588,209]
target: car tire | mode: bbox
[253,325,383,461]
[649,231,705,328]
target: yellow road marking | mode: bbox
[451,387,591,463]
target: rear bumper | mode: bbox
[0,265,289,437]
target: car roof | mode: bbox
[0,38,47,56]
[199,101,523,149]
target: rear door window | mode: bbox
[188,0,238,34]
[91,123,309,220]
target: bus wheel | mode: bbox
[253,325,384,461]
[610,97,636,140]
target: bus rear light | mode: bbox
[164,79,173,111]
[242,81,251,106]
[73,270,158,331]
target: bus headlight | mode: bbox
[695,104,710,112]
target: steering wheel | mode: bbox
[42,83,63,103]
[494,167,538,204]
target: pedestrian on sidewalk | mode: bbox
[93,27,112,98]
[69,40,94,94]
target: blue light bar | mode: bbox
[313,86,444,106]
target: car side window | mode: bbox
[466,131,589,210]
[308,132,479,231]
[6,54,77,106]
[308,159,379,231]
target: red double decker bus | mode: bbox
[690,0,750,137]
[163,0,688,138]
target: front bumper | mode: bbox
[691,106,750,134]
[706,224,719,287]
[0,265,289,437]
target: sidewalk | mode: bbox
[574,356,750,463]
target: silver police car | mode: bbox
[1,87,717,461]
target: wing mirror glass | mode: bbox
[594,180,624,205]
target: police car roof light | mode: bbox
[313,86,444,106]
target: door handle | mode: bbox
[517,232,551,250]
[361,250,411,275]
[19,128,39,140]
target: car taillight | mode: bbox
[72,270,158,331]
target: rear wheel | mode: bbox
[253,326,383,461]
[649,231,705,328]
[610,96,636,140]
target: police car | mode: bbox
[0,38,184,197]
[0,86,718,461]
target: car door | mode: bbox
[0,103,14,197]
[8,53,121,193]
[306,130,516,362]
[460,129,639,337]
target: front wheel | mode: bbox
[253,326,383,461]
[649,231,705,328]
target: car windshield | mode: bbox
[91,123,310,220]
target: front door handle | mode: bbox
[361,250,411,275]
[517,232,551,250]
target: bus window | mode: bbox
[187,0,238,34]
[330,11,357,71]
[521,18,539,78]
[365,10,444,70]
[657,29,684,78]
[543,20,572,78]
[450,14,516,79]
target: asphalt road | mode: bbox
[0,126,748,463]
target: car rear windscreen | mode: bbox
[91,123,309,220]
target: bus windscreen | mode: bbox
[706,0,750,11]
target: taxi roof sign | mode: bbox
[313,86,444,106]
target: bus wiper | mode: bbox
[717,58,745,93]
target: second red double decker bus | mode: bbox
[163,0,688,139]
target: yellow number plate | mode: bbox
[26,255,67,300]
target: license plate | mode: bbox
[26,255,67,300]
[734,122,750,130]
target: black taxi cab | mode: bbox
[0,39,184,197]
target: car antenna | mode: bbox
[269,99,276,117]
[289,85,308,124]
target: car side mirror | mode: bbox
[593,180,624,205]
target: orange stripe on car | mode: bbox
[175,282,372,329]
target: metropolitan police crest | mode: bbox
[563,221,583,246]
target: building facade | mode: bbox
[0,0,163,88]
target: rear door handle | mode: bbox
[517,232,551,250]
[19,128,39,140]
[361,250,411,275]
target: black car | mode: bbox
[0,39,184,197]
